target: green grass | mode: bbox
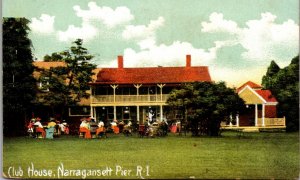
[3,132,299,179]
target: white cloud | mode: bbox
[122,16,165,49]
[73,1,134,28]
[201,12,239,34]
[201,12,299,63]
[57,22,98,42]
[120,41,227,67]
[57,2,134,42]
[240,13,299,62]
[29,14,55,34]
[122,17,165,39]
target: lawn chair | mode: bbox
[96,127,107,138]
[46,127,55,139]
[34,125,44,138]
[138,125,146,138]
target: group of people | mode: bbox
[27,117,69,138]
[79,117,133,139]
[79,117,106,139]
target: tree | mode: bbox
[43,52,63,61]
[167,82,245,136]
[262,56,299,131]
[3,18,37,136]
[38,39,96,117]
[262,60,280,89]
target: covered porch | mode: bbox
[223,83,286,129]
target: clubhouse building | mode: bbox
[88,55,211,125]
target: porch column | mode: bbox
[157,84,165,121]
[262,103,265,127]
[93,107,97,121]
[255,104,258,126]
[236,114,239,127]
[90,106,94,118]
[134,84,142,123]
[90,86,94,117]
[110,85,118,120]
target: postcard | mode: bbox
[2,0,299,179]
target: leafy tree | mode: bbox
[262,56,299,131]
[3,18,37,136]
[43,52,63,61]
[37,39,96,117]
[262,60,280,89]
[167,82,245,136]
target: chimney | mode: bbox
[186,54,191,67]
[118,55,123,69]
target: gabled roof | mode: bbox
[92,66,211,84]
[237,81,262,92]
[255,89,277,103]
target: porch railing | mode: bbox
[257,117,286,126]
[91,94,169,103]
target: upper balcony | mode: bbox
[91,94,169,105]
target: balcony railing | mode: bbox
[91,94,169,103]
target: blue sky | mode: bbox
[3,0,299,87]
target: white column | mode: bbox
[137,106,140,124]
[157,84,165,121]
[90,106,94,118]
[134,84,142,123]
[236,114,239,127]
[262,104,265,127]
[110,85,118,120]
[255,104,258,126]
[93,107,97,121]
[160,105,163,122]
[90,86,93,117]
[113,106,117,121]
[229,114,233,126]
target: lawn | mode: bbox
[2,131,299,179]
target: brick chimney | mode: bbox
[186,54,191,67]
[118,55,123,69]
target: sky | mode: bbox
[3,0,299,87]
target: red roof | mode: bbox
[93,66,211,84]
[237,81,262,92]
[255,90,277,103]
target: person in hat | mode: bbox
[79,118,91,139]
[34,117,45,138]
[27,118,36,137]
[47,118,56,128]
[111,120,119,134]
[96,120,105,137]
[59,120,69,134]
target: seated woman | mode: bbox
[59,120,69,135]
[96,120,105,137]
[34,117,45,138]
[111,120,119,134]
[45,118,56,139]
[27,118,36,137]
[79,118,91,139]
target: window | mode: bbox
[38,77,49,92]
